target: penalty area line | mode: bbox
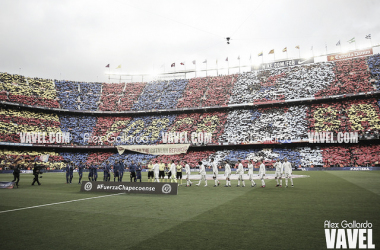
[0,193,125,214]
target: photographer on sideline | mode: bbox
[31,157,43,186]
[11,155,23,188]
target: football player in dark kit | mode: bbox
[129,160,137,182]
[69,161,74,183]
[136,162,142,182]
[166,162,171,182]
[78,161,85,184]
[93,163,98,181]
[105,162,111,182]
[119,160,125,182]
[114,160,123,182]
[113,164,119,182]
[103,162,108,181]
[66,161,74,184]
[88,163,93,181]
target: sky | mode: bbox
[0,0,379,83]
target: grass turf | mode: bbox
[0,171,379,250]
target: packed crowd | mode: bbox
[0,107,61,143]
[166,111,228,144]
[220,106,308,143]
[55,80,102,110]
[177,75,236,108]
[1,98,379,145]
[367,54,380,90]
[0,149,65,170]
[229,62,336,104]
[319,144,380,166]
[0,73,59,107]
[59,114,97,145]
[308,98,380,134]
[1,145,379,170]
[316,57,373,96]
[99,82,146,111]
[132,79,188,111]
[1,54,380,111]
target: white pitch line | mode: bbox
[0,193,124,214]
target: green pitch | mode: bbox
[0,171,379,250]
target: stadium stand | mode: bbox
[0,107,61,143]
[316,57,373,96]
[0,99,379,146]
[99,82,147,111]
[367,54,380,90]
[167,111,228,144]
[0,73,59,108]
[220,106,308,143]
[308,98,380,135]
[55,81,101,110]
[59,114,97,145]
[230,62,335,104]
[132,79,187,110]
[55,80,80,110]
[0,149,65,169]
[89,116,132,145]
[99,83,123,111]
[2,144,379,170]
[1,52,380,169]
[177,75,235,108]
[1,54,379,111]
[118,82,146,111]
[350,144,380,166]
[321,146,351,166]
[79,82,102,111]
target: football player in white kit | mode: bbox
[211,158,220,187]
[259,160,266,188]
[247,159,257,187]
[273,159,283,187]
[152,161,160,182]
[170,160,177,183]
[236,160,245,187]
[224,160,231,187]
[184,161,192,187]
[196,161,207,187]
[283,158,293,187]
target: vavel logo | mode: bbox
[324,220,375,249]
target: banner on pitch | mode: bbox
[116,144,190,155]
[80,181,178,195]
[0,182,15,189]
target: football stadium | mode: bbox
[1,1,380,249]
